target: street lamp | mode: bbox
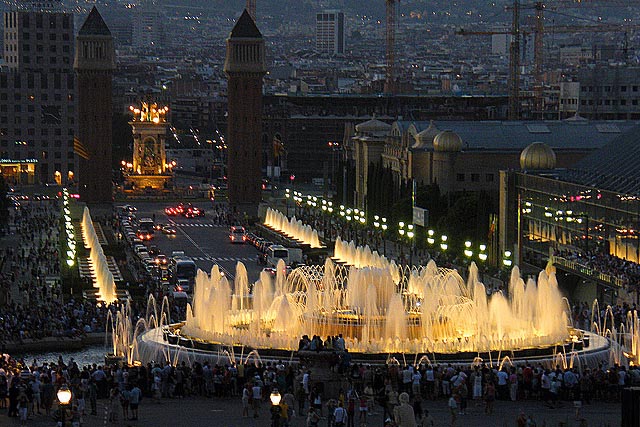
[270,388,282,427]
[381,218,388,256]
[57,384,72,427]
[464,241,473,258]
[440,235,448,252]
[427,229,435,245]
[407,224,415,266]
[478,244,488,262]
[503,250,513,268]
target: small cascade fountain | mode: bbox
[264,208,322,248]
[81,208,117,303]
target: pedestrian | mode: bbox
[306,406,321,427]
[129,383,141,420]
[420,409,435,427]
[242,383,251,417]
[18,393,29,426]
[393,392,417,427]
[252,379,262,418]
[484,381,496,415]
[333,400,347,427]
[108,386,119,423]
[448,394,458,427]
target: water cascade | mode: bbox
[81,207,117,303]
[264,208,322,248]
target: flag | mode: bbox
[74,136,90,160]
[272,136,285,159]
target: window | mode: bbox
[621,86,627,92]
[485,173,494,182]
[471,173,480,182]
[456,173,465,182]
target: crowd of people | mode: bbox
[558,248,640,290]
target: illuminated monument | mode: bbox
[125,102,173,192]
[74,7,115,203]
[223,10,266,215]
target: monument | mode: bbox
[74,7,114,203]
[223,9,266,216]
[125,102,173,193]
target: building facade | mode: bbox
[74,6,114,203]
[1,0,76,185]
[223,10,266,214]
[316,10,344,55]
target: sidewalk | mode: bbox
[0,395,621,427]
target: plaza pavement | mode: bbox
[1,396,621,427]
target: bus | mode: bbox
[171,257,197,291]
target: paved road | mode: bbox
[0,395,622,427]
[130,201,263,282]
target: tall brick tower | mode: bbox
[224,9,266,215]
[74,7,115,203]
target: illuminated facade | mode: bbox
[125,102,172,191]
[1,1,76,185]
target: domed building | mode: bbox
[351,116,391,208]
[520,142,557,170]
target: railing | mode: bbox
[551,255,627,288]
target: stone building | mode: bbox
[0,0,76,185]
[223,9,266,215]
[74,7,114,203]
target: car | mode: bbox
[183,204,205,218]
[162,225,177,235]
[262,266,292,277]
[229,225,247,243]
[154,254,168,267]
[165,206,178,216]
[136,229,154,241]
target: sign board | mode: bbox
[413,206,428,227]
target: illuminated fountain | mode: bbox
[264,208,322,248]
[135,257,617,368]
[81,208,117,303]
[333,236,395,270]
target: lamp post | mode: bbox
[270,388,282,427]
[381,218,388,256]
[398,222,405,262]
[464,240,473,266]
[57,384,72,427]
[407,224,415,266]
[440,235,448,261]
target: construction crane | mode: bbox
[246,0,256,22]
[384,0,398,95]
[509,0,521,120]
[458,0,640,119]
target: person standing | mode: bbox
[241,383,251,418]
[129,383,141,421]
[252,380,262,418]
[333,401,347,427]
[393,392,417,427]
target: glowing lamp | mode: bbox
[270,389,281,406]
[57,384,72,405]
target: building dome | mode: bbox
[411,121,440,150]
[520,142,557,170]
[433,130,463,152]
[355,116,391,134]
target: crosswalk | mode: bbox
[191,256,255,262]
